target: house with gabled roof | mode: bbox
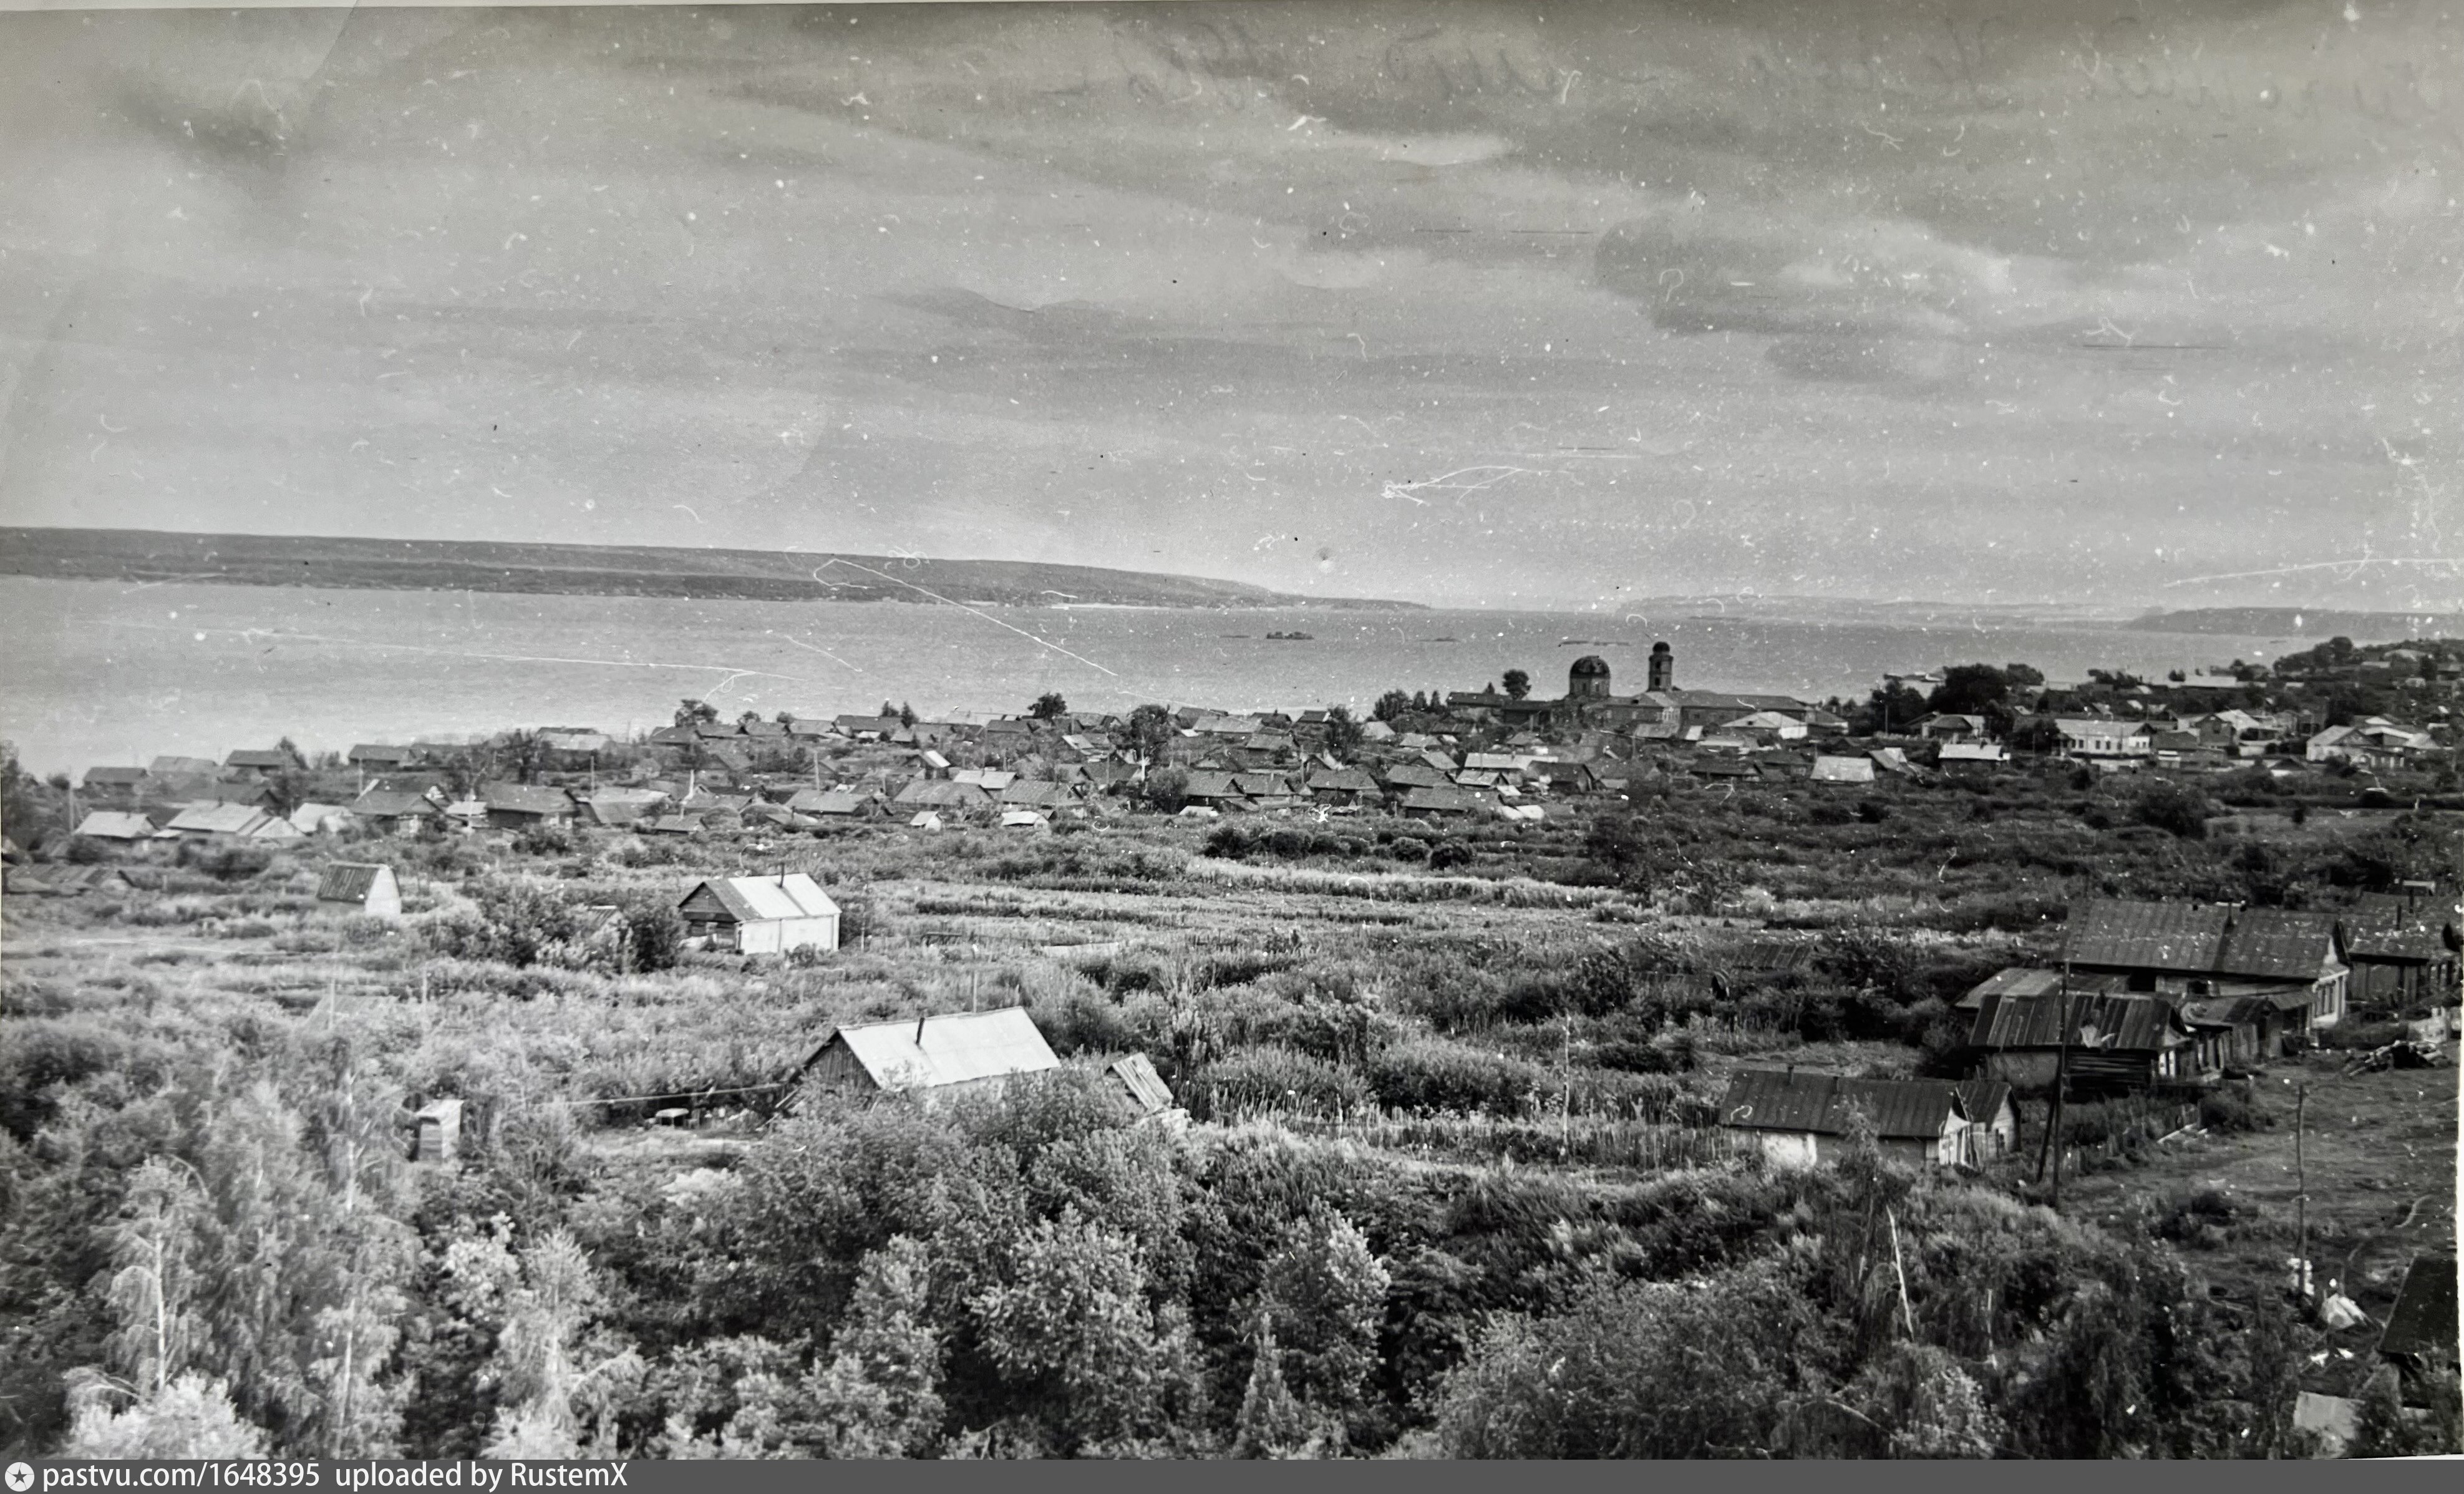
[677,873,841,954]
[790,1007,1060,1107]
[73,811,159,843]
[348,744,416,770]
[2341,889,2462,1011]
[1718,1069,2014,1169]
[2064,898,2351,1029]
[316,863,402,919]
[224,747,300,775]
[352,788,446,836]
[478,782,577,828]
[82,766,151,795]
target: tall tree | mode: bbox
[1029,692,1069,721]
[1501,670,1531,701]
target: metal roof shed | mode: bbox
[677,873,842,954]
[317,863,402,919]
[795,1007,1062,1105]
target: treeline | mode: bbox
[8,1027,2423,1459]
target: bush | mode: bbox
[1190,1045,1372,1120]
[2133,782,2214,840]
[1204,823,1251,858]
[1365,1037,1546,1115]
[175,840,274,881]
[1427,840,1474,872]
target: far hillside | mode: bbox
[0,526,1424,611]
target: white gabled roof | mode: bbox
[691,873,841,923]
[830,1007,1061,1092]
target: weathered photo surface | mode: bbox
[1,0,2457,1462]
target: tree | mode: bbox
[1127,704,1177,763]
[1928,664,2010,719]
[899,702,918,727]
[968,1208,1174,1453]
[1253,1210,1389,1425]
[1321,706,1363,759]
[1142,768,1191,815]
[674,699,719,727]
[1371,690,1413,724]
[2132,782,2213,840]
[100,1159,208,1399]
[1231,1316,1316,1458]
[1501,669,1531,701]
[1029,692,1069,721]
[1857,682,1931,736]
[803,1236,945,1457]
[60,1374,270,1459]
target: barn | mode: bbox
[676,873,842,954]
[317,863,403,919]
[792,1007,1060,1105]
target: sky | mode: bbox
[0,0,2458,611]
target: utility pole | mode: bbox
[2047,958,2077,1211]
[2294,1081,2310,1304]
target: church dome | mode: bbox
[1570,655,1612,678]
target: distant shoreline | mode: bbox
[0,526,1427,613]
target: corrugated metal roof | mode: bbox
[480,782,576,815]
[687,873,840,923]
[1958,967,2132,1011]
[2215,908,2342,981]
[317,863,391,901]
[1401,785,1490,813]
[74,812,157,840]
[828,1007,1061,1092]
[2064,898,2231,973]
[2344,892,2462,962]
[167,803,272,835]
[354,790,440,818]
[1969,990,2185,1052]
[1717,1070,1969,1141]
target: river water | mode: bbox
[0,576,2312,772]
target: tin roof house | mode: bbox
[790,1007,1061,1107]
[1717,1069,2014,1170]
[316,863,403,919]
[677,873,842,955]
[2063,898,2352,1031]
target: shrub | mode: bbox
[1427,840,1473,872]
[1190,1045,1372,1120]
[2132,782,2214,840]
[1204,823,1251,859]
[1365,1037,1545,1115]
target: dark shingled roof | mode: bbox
[2064,898,2232,973]
[2377,1254,2458,1366]
[1717,1070,1975,1142]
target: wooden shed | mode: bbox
[316,862,402,919]
[792,1007,1060,1106]
[677,873,841,954]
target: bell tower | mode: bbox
[1647,641,1675,693]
